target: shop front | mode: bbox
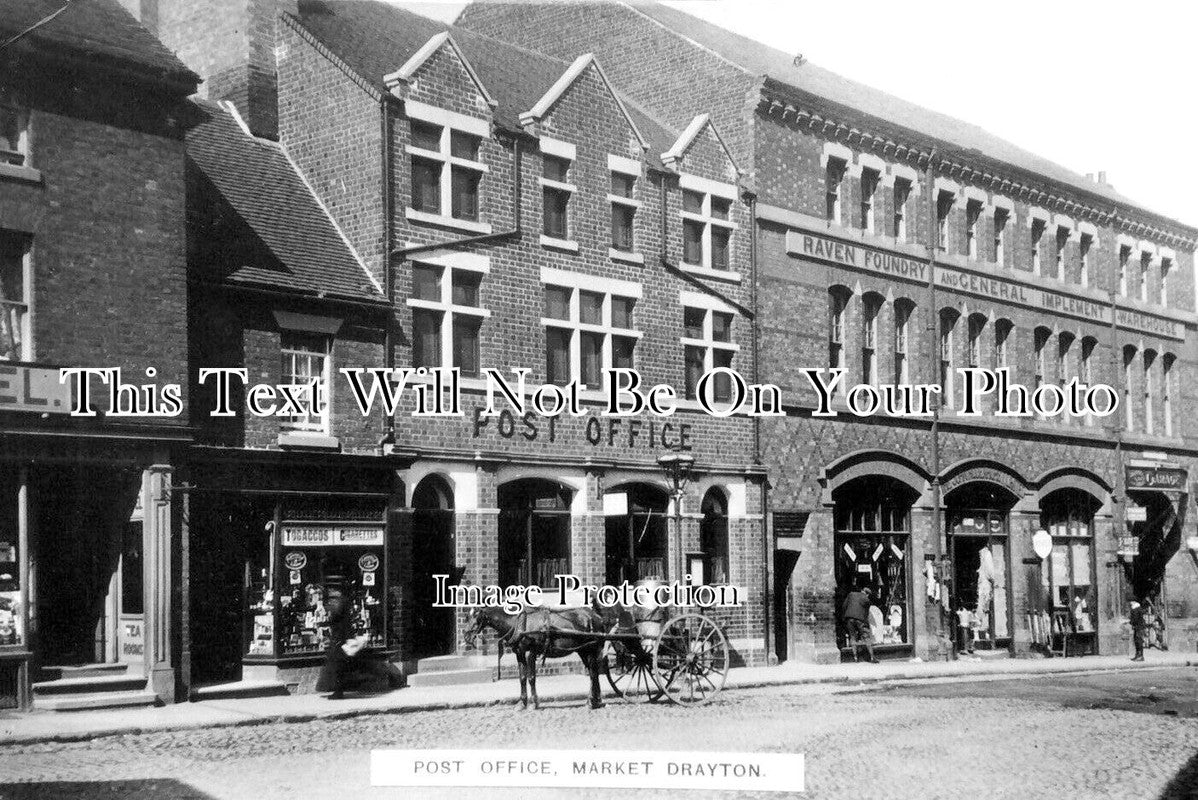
[944,482,1015,654]
[1031,488,1101,656]
[1123,463,1188,605]
[185,454,398,694]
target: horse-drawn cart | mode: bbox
[603,610,731,706]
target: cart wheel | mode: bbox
[652,614,730,706]
[605,641,663,703]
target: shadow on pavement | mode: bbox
[0,780,218,799]
[1160,751,1198,800]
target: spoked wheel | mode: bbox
[652,614,730,706]
[605,641,663,703]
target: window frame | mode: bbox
[965,199,984,260]
[825,157,847,225]
[406,256,491,377]
[893,178,911,242]
[404,108,489,227]
[1078,232,1093,287]
[0,105,29,167]
[540,146,576,246]
[893,299,913,384]
[860,166,881,234]
[992,207,1009,266]
[679,174,738,276]
[279,331,333,435]
[681,292,739,402]
[0,233,32,362]
[541,269,642,389]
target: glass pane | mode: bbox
[412,309,442,368]
[612,336,635,369]
[450,167,479,221]
[711,228,730,270]
[452,318,480,377]
[611,204,634,250]
[543,155,570,182]
[610,297,634,329]
[683,220,703,264]
[412,264,441,301]
[545,328,571,385]
[683,190,703,214]
[410,120,441,151]
[411,157,441,213]
[450,130,480,160]
[543,188,568,238]
[611,173,634,197]
[580,331,602,386]
[710,197,731,220]
[683,307,705,339]
[544,286,570,320]
[579,291,603,325]
[684,345,705,399]
[451,271,480,307]
[712,312,733,343]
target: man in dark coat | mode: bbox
[317,583,354,698]
[1129,600,1147,662]
[842,585,879,663]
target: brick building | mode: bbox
[121,0,770,695]
[462,1,1198,662]
[0,0,198,708]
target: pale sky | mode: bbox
[400,0,1197,228]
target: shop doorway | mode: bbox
[411,476,456,658]
[945,482,1016,654]
[604,484,669,585]
[498,480,572,589]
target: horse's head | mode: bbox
[463,606,487,649]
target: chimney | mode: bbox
[143,0,300,139]
[1097,171,1108,185]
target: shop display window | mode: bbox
[0,480,20,647]
[499,480,573,589]
[604,484,669,586]
[948,510,1010,645]
[1040,489,1098,636]
[833,476,915,649]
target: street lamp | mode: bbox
[658,453,696,585]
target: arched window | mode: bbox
[1039,488,1100,641]
[697,488,730,585]
[993,318,1013,373]
[833,475,916,651]
[861,293,883,385]
[1163,353,1177,437]
[1143,349,1157,434]
[1081,336,1098,427]
[829,286,852,374]
[939,309,959,406]
[967,313,986,369]
[498,479,572,589]
[1123,345,1137,432]
[1057,332,1075,425]
[893,299,915,384]
[604,484,669,585]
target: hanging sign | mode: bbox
[282,526,385,547]
[284,551,307,571]
[1118,535,1139,558]
[359,553,380,573]
[1126,466,1187,491]
[1126,505,1148,522]
[1032,529,1052,560]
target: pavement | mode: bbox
[1,649,1193,747]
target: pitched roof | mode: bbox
[620,1,1185,227]
[186,99,382,302]
[0,0,198,87]
[290,1,677,160]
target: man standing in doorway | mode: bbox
[843,585,880,663]
[1129,600,1147,662]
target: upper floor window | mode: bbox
[1057,333,1074,425]
[994,318,1013,372]
[280,331,331,434]
[860,167,880,234]
[829,287,850,375]
[543,270,639,388]
[1139,252,1152,303]
[1081,336,1097,427]
[0,106,28,167]
[1030,218,1046,276]
[894,299,914,384]
[681,178,735,273]
[0,233,30,361]
[682,299,737,402]
[965,199,983,260]
[1160,257,1173,306]
[967,314,986,369]
[893,179,911,242]
[939,309,958,407]
[825,157,847,224]
[993,207,1009,266]
[1123,345,1137,432]
[542,153,574,242]
[609,167,639,254]
[1055,226,1069,280]
[409,258,488,377]
[1143,350,1157,434]
[1078,233,1093,287]
[935,191,954,251]
[1162,353,1176,437]
[407,117,486,223]
[861,293,882,385]
[1033,326,1051,390]
[1118,245,1131,296]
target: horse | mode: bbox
[464,605,608,710]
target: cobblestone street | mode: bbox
[0,668,1195,800]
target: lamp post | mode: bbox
[658,454,696,586]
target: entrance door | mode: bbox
[411,478,456,659]
[116,519,146,670]
[948,510,1011,651]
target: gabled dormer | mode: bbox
[519,53,648,154]
[383,31,497,116]
[661,113,740,185]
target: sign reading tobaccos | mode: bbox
[281,526,385,546]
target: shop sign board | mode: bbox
[1125,505,1148,522]
[1126,466,1187,491]
[1032,530,1052,560]
[0,364,73,414]
[282,526,384,547]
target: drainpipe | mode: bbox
[923,148,951,661]
[1107,209,1128,605]
[747,189,772,664]
[380,95,396,450]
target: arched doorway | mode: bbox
[1037,488,1100,655]
[945,481,1018,653]
[604,484,669,585]
[498,479,572,589]
[411,476,455,658]
[832,475,917,657]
